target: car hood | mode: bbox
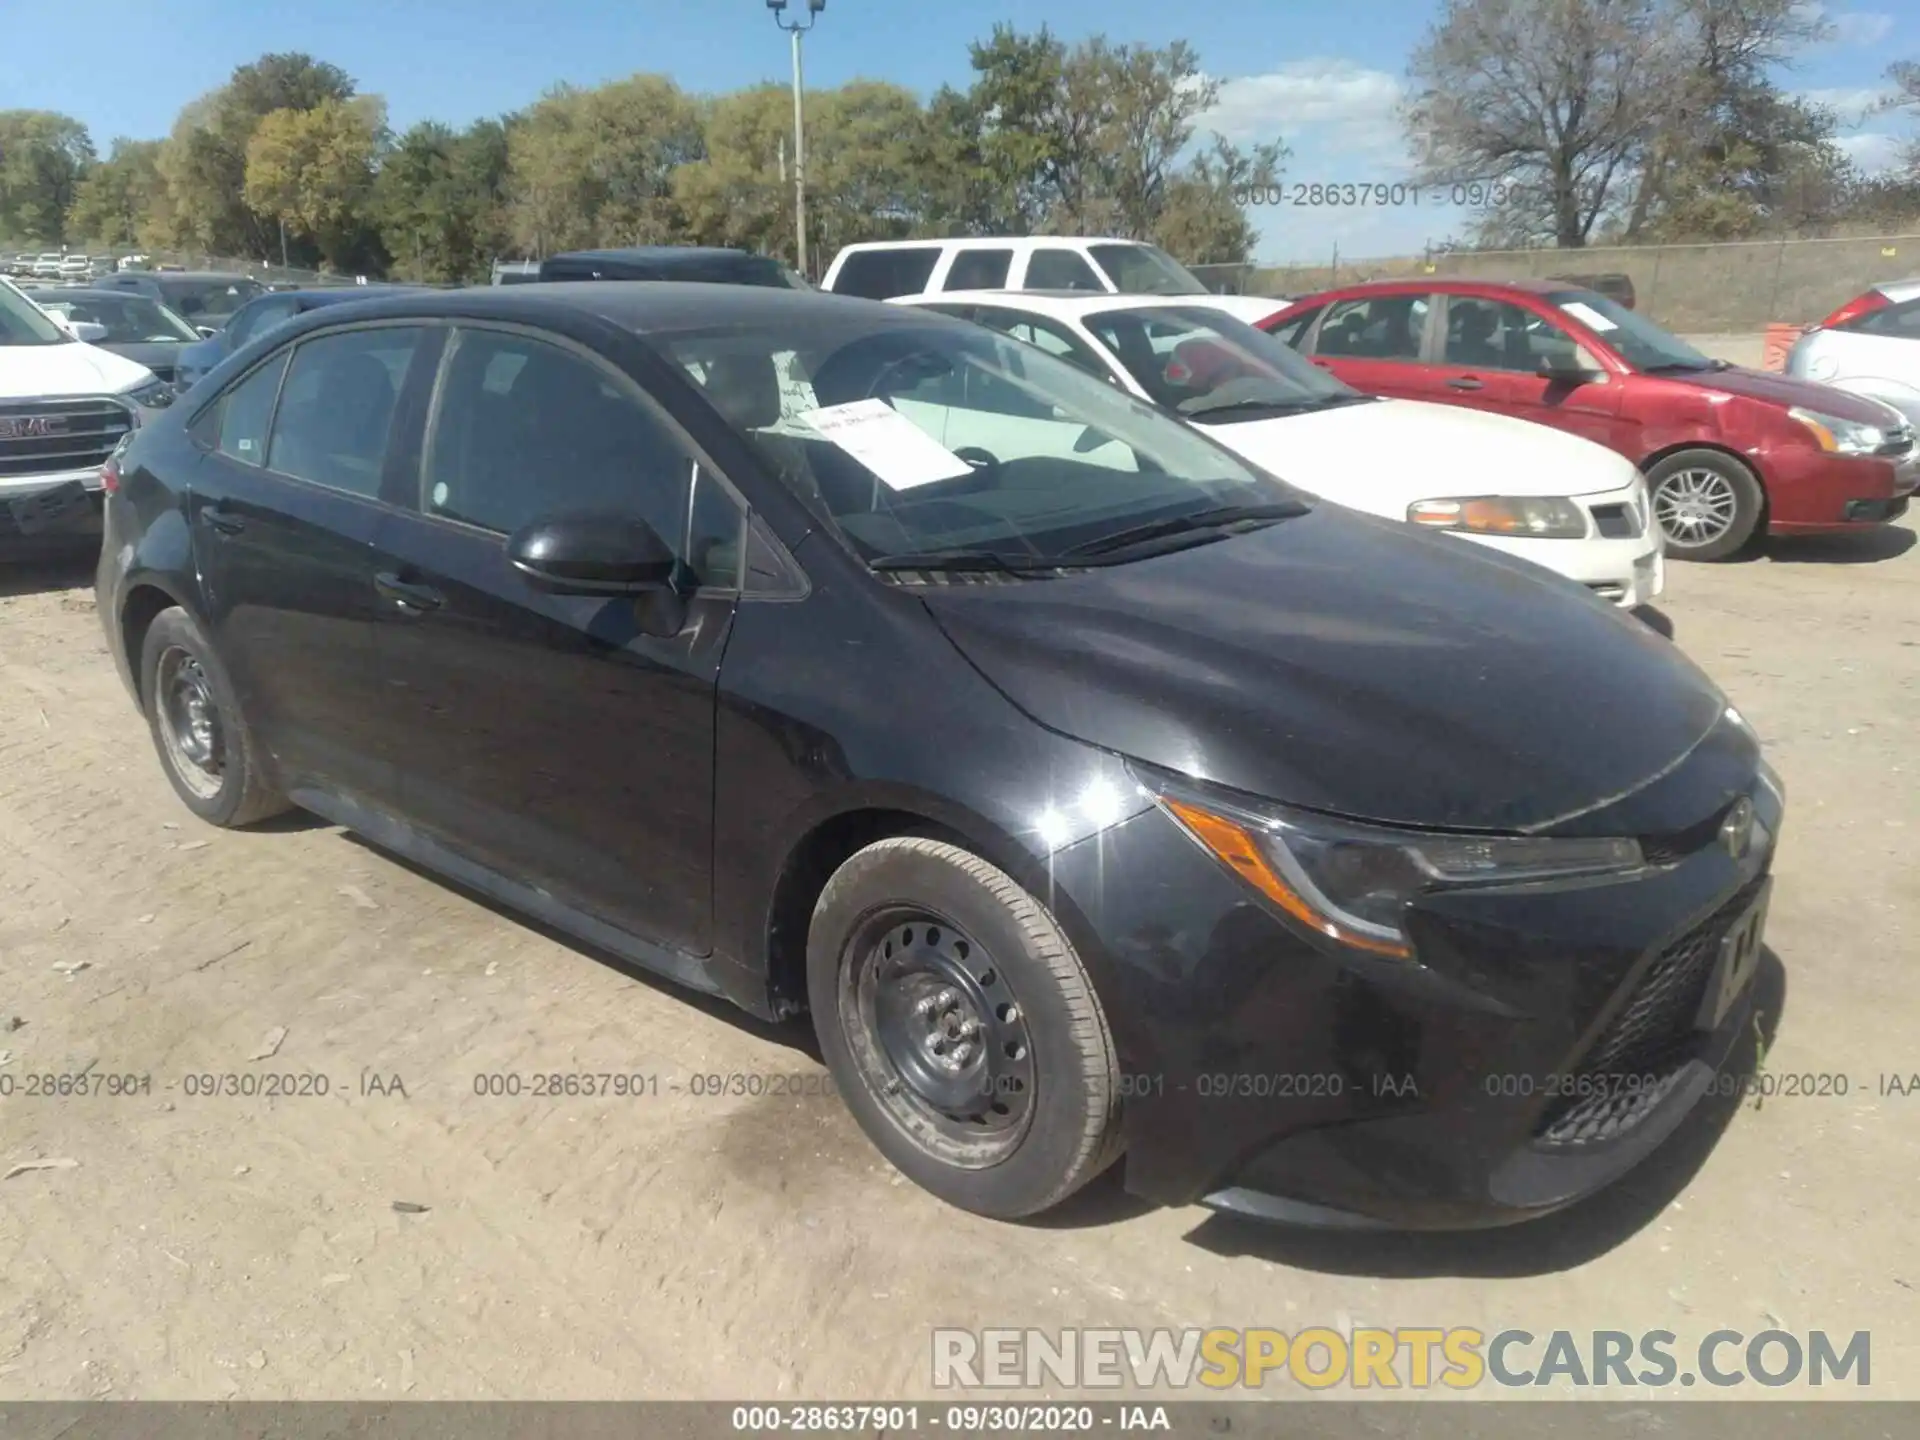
[1197,397,1637,514]
[1184,294,1291,326]
[919,506,1727,832]
[103,340,189,373]
[0,338,153,398]
[1672,364,1903,424]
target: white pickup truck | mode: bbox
[0,276,175,561]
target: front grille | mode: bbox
[1589,502,1643,539]
[1875,424,1913,458]
[0,397,133,480]
[1532,874,1767,1144]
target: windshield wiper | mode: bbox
[1641,360,1714,374]
[1060,501,1306,559]
[1182,397,1317,421]
[868,549,1056,574]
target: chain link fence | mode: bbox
[1247,229,1920,333]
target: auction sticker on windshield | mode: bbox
[799,399,973,490]
[1559,300,1619,331]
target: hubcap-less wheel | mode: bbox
[841,910,1037,1167]
[155,644,225,799]
[1653,467,1739,549]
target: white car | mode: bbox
[0,277,174,560]
[822,236,1287,327]
[891,290,1664,607]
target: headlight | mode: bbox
[1143,772,1643,960]
[123,378,175,411]
[1406,495,1587,539]
[1788,406,1886,456]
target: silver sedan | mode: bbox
[1787,278,1920,429]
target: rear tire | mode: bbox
[807,837,1123,1219]
[139,606,290,828]
[1646,448,1765,561]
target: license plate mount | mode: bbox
[7,480,89,535]
[1698,880,1771,1032]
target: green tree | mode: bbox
[0,110,96,244]
[244,96,386,268]
[375,118,515,281]
[66,139,169,249]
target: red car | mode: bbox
[1261,278,1918,559]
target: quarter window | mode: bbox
[212,352,289,465]
[266,327,424,497]
[424,328,738,584]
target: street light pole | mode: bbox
[768,0,826,279]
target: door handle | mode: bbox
[1311,359,1332,369]
[374,571,444,614]
[203,503,245,535]
[1447,377,1485,391]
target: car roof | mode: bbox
[21,286,148,301]
[281,285,422,303]
[897,289,1233,318]
[833,236,1147,256]
[546,246,759,264]
[1289,276,1586,303]
[269,280,944,337]
[127,271,262,284]
[1872,277,1920,303]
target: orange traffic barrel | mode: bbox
[1762,323,1805,372]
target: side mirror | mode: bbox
[70,320,110,344]
[506,514,679,596]
[1538,353,1599,381]
[196,326,219,339]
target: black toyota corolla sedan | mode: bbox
[96,282,1783,1228]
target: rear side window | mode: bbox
[1026,249,1105,291]
[266,327,424,497]
[1268,304,1323,350]
[943,248,1014,291]
[212,353,289,465]
[829,248,941,300]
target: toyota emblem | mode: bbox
[1719,797,1756,860]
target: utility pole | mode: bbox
[767,0,826,279]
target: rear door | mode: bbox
[1429,293,1631,453]
[188,322,438,808]
[362,322,740,956]
[1303,291,1438,398]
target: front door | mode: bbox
[189,324,434,808]
[364,324,741,956]
[1430,294,1633,455]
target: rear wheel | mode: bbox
[139,607,290,828]
[808,837,1123,1219]
[1646,449,1764,561]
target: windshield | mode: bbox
[1089,244,1209,297]
[161,278,265,323]
[1547,289,1712,371]
[33,293,198,344]
[652,314,1303,567]
[1083,304,1363,418]
[0,280,70,347]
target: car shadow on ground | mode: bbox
[1179,947,1787,1277]
[0,554,95,598]
[1633,604,1675,639]
[1742,525,1916,565]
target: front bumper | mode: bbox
[1763,443,1918,534]
[0,475,103,559]
[1044,756,1780,1229]
[1451,483,1664,607]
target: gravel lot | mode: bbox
[0,506,1915,1407]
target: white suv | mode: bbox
[0,277,173,560]
[821,236,1287,326]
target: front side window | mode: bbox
[1545,289,1710,372]
[651,315,1305,567]
[1266,304,1324,350]
[1087,243,1209,297]
[1444,297,1590,373]
[423,328,732,582]
[1025,249,1105,291]
[1084,305,1366,420]
[266,327,423,497]
[1316,295,1431,361]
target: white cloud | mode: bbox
[1199,60,1410,172]
[1831,9,1895,46]
[1798,84,1897,120]
[1836,130,1908,172]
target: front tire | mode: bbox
[1646,448,1765,561]
[139,606,290,827]
[808,837,1123,1219]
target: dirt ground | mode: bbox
[0,508,1916,1407]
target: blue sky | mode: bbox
[13,0,1916,262]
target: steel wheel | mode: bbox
[154,644,225,799]
[1652,466,1740,549]
[839,908,1037,1168]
